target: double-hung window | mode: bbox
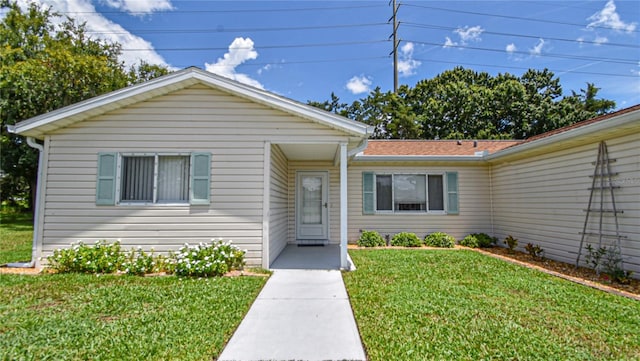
[363,172,458,214]
[96,152,211,206]
[120,155,190,204]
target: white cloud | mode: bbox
[529,38,545,56]
[346,75,372,94]
[587,0,636,33]
[454,25,484,44]
[443,37,457,48]
[101,0,173,15]
[594,36,609,45]
[205,37,264,89]
[505,43,517,53]
[257,64,272,75]
[14,0,170,68]
[397,41,421,76]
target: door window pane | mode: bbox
[302,176,322,224]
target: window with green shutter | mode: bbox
[96,152,211,206]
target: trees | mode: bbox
[310,67,616,140]
[0,2,169,209]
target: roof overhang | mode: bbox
[352,154,487,164]
[485,107,640,163]
[8,67,371,139]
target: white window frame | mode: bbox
[116,152,191,206]
[373,173,447,214]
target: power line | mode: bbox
[403,3,640,33]
[120,40,390,52]
[86,22,388,35]
[412,57,637,78]
[62,3,387,15]
[407,40,638,65]
[403,22,640,49]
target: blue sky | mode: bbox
[13,0,640,109]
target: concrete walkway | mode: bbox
[218,269,366,361]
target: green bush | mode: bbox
[472,233,497,248]
[460,235,479,248]
[358,230,386,247]
[122,247,167,276]
[391,232,422,247]
[47,240,125,274]
[524,243,545,260]
[174,240,246,277]
[424,232,456,248]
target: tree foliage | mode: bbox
[0,1,170,209]
[310,66,615,140]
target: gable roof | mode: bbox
[363,140,522,156]
[8,67,371,139]
[354,104,639,162]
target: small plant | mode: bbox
[600,246,632,284]
[173,239,245,277]
[357,230,386,247]
[504,235,518,253]
[524,243,545,260]
[473,233,498,248]
[47,240,125,274]
[391,232,422,247]
[584,244,607,275]
[424,232,456,248]
[460,234,479,248]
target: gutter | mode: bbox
[352,154,487,163]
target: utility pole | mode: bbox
[390,0,400,93]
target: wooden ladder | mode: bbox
[575,141,625,268]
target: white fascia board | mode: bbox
[352,155,486,162]
[485,108,640,162]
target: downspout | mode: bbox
[7,137,44,268]
[347,138,368,158]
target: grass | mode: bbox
[0,210,268,360]
[0,210,33,264]
[344,249,640,361]
[1,274,266,360]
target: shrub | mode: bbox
[173,240,245,277]
[358,230,386,247]
[472,233,497,248]
[122,247,161,276]
[524,243,545,260]
[460,235,479,248]
[504,235,518,253]
[47,240,125,274]
[424,232,456,248]
[391,232,422,247]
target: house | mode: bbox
[8,68,640,276]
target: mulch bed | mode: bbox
[476,247,639,300]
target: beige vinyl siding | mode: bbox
[269,144,289,264]
[40,84,349,265]
[348,163,492,241]
[491,132,640,275]
[288,161,341,244]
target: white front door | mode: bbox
[296,172,329,240]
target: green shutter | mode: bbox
[190,152,211,205]
[96,153,117,205]
[446,172,459,215]
[362,172,375,215]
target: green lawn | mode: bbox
[0,274,266,360]
[344,249,640,361]
[0,210,267,360]
[0,211,33,264]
